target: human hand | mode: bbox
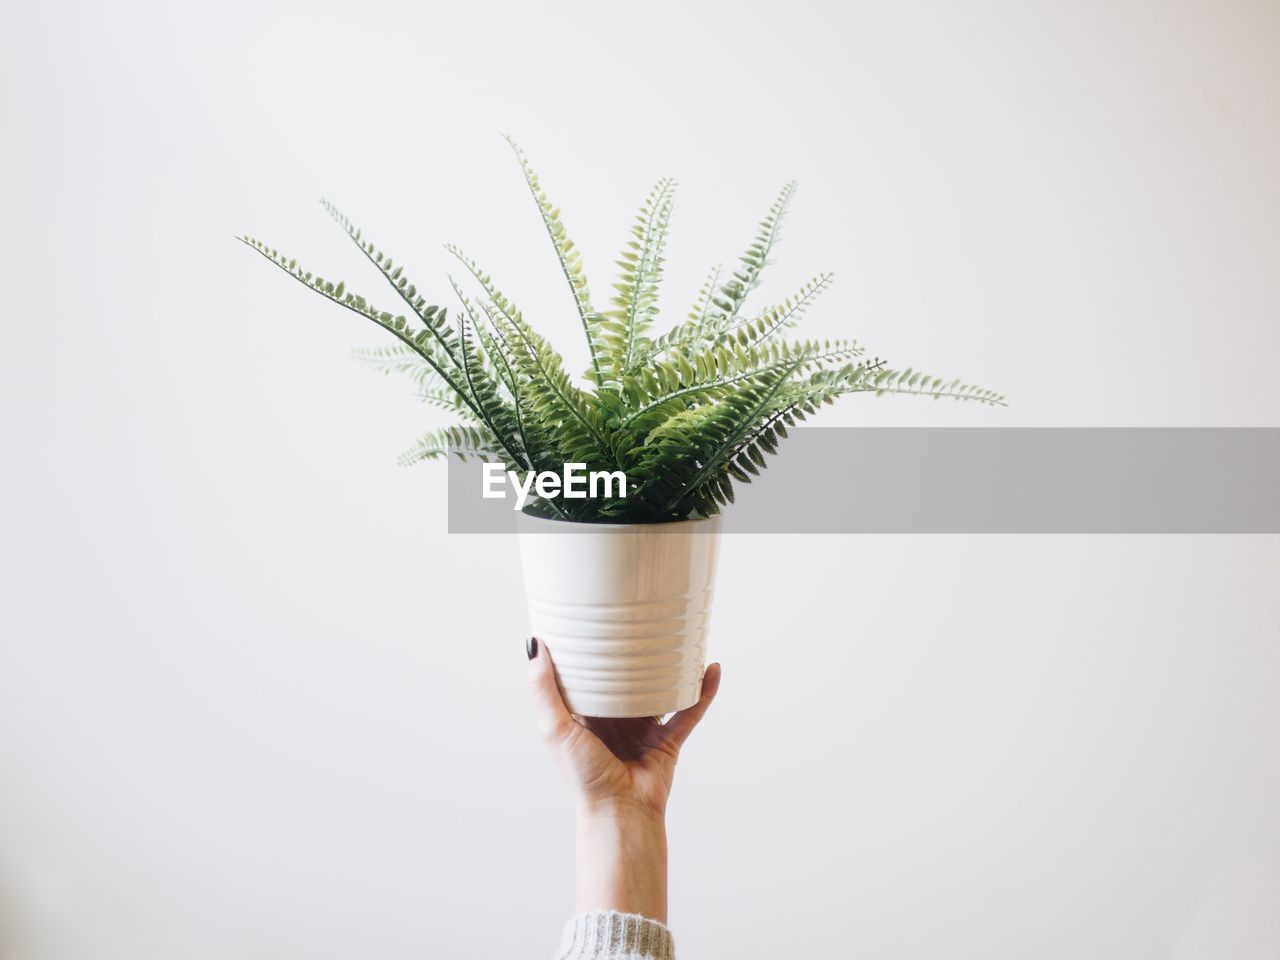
[526,636,722,821]
[526,637,721,923]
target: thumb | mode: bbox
[664,662,722,748]
[526,637,575,747]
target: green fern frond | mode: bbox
[627,362,803,519]
[352,344,478,419]
[240,236,460,390]
[352,344,441,383]
[490,296,618,468]
[452,292,531,468]
[643,197,806,365]
[708,182,796,329]
[701,360,883,497]
[445,245,527,344]
[599,178,676,383]
[399,424,505,464]
[239,236,532,470]
[416,384,478,419]
[445,244,619,468]
[715,272,833,347]
[616,338,864,434]
[689,264,724,326]
[477,301,563,477]
[860,366,1007,405]
[446,275,512,395]
[503,136,606,387]
[320,200,464,371]
[639,265,725,363]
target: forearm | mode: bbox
[575,805,668,924]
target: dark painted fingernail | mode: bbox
[526,636,538,660]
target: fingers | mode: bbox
[663,662,722,748]
[526,638,576,747]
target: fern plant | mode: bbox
[241,139,1004,523]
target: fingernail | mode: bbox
[526,636,539,660]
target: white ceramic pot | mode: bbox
[516,514,722,718]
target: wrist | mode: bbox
[576,804,668,852]
[574,803,668,923]
[576,798,666,828]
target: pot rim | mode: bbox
[517,509,721,531]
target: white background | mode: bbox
[2,0,1278,957]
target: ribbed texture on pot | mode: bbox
[517,516,721,718]
[527,592,713,717]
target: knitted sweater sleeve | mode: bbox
[555,911,676,960]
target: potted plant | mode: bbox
[241,138,1004,717]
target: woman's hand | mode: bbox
[527,637,721,923]
[526,636,722,820]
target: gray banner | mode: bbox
[446,428,1280,533]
